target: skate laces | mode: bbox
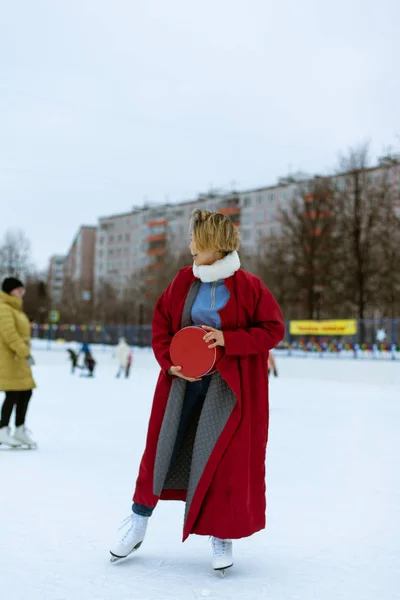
[118,513,136,532]
[118,513,146,543]
[212,537,230,556]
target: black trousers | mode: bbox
[0,390,32,428]
[168,376,211,469]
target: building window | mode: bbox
[109,235,114,244]
[268,192,274,202]
[256,210,264,223]
[241,212,252,227]
[118,234,123,242]
[241,230,251,241]
[148,225,165,235]
[337,178,345,191]
[117,249,121,258]
[125,233,130,242]
[243,196,251,208]
[257,194,263,204]
[108,249,114,257]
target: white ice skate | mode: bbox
[211,537,233,575]
[0,426,22,448]
[110,513,148,562]
[13,426,37,449]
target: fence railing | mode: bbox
[31,323,152,348]
[31,318,400,359]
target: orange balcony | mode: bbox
[147,262,164,271]
[304,192,333,203]
[147,233,167,242]
[147,248,166,256]
[219,207,241,215]
[303,210,333,219]
[148,219,167,227]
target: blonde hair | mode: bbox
[190,209,240,254]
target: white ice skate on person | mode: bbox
[211,537,233,575]
[0,426,22,448]
[110,513,148,562]
[13,426,37,449]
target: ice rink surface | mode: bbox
[1,346,399,600]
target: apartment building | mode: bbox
[48,254,65,308]
[60,159,400,302]
[93,193,244,296]
[94,210,146,296]
[64,225,96,300]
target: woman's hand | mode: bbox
[202,326,225,348]
[168,365,202,383]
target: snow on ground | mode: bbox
[1,347,399,600]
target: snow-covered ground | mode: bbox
[1,348,399,600]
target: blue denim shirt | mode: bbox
[191,280,230,329]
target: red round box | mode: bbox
[170,326,224,378]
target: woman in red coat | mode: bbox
[110,210,285,572]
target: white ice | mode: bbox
[1,345,399,600]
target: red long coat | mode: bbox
[133,266,284,541]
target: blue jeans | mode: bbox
[132,376,211,518]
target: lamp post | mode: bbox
[314,284,324,320]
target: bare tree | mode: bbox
[0,229,32,279]
[242,236,296,319]
[373,156,400,318]
[333,146,388,325]
[23,275,49,323]
[136,244,190,323]
[59,277,93,324]
[250,176,335,320]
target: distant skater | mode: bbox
[126,351,133,378]
[0,278,37,448]
[115,338,132,379]
[67,348,79,374]
[268,351,278,377]
[80,343,96,377]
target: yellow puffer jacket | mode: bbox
[0,291,36,391]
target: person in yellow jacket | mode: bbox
[0,278,36,448]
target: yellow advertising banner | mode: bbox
[289,320,357,336]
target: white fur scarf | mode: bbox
[193,251,241,283]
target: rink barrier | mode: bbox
[31,323,152,350]
[30,319,400,360]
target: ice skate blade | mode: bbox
[17,444,37,450]
[0,444,34,450]
[214,564,233,577]
[110,541,143,563]
[110,555,122,563]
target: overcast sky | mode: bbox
[1,0,399,269]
